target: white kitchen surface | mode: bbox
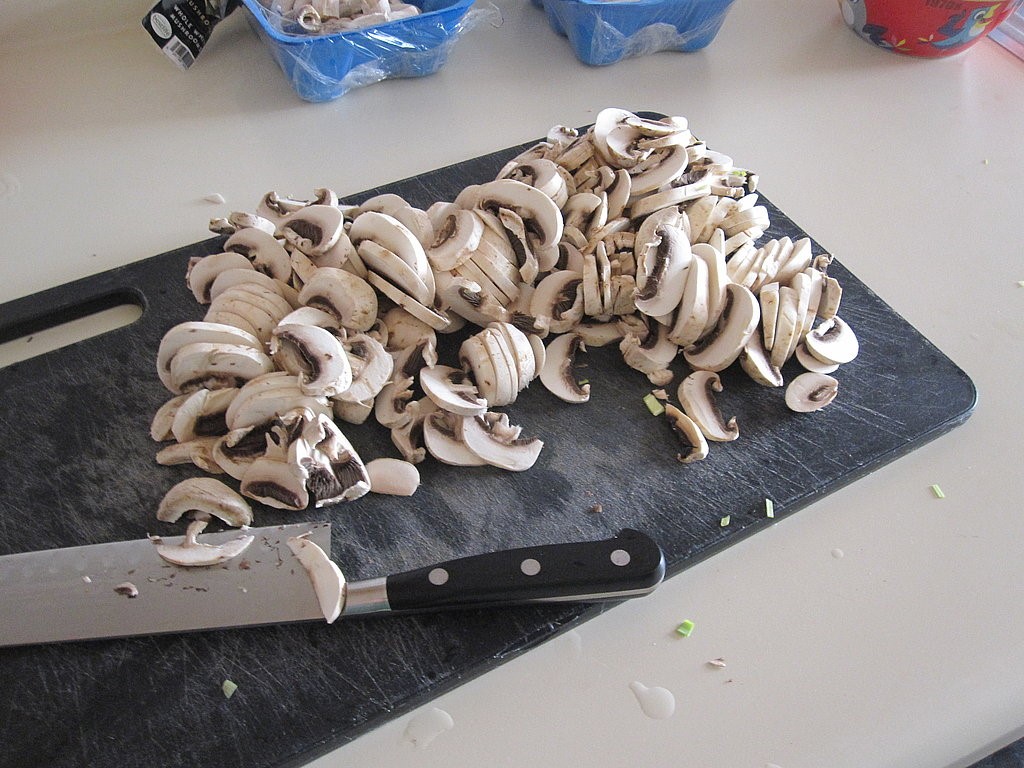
[2,1,1023,766]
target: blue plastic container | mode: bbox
[241,0,476,102]
[540,0,736,66]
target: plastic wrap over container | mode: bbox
[240,0,491,101]
[540,0,736,66]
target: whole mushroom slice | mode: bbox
[634,223,692,318]
[270,323,352,398]
[348,210,433,286]
[155,519,255,568]
[458,178,563,250]
[168,342,275,394]
[278,204,345,256]
[298,267,379,333]
[157,321,263,391]
[423,411,487,466]
[287,534,345,624]
[187,252,254,304]
[539,333,590,404]
[683,283,760,373]
[785,372,839,413]
[156,477,254,527]
[357,238,434,306]
[459,412,544,472]
[426,207,484,272]
[365,271,451,332]
[209,267,301,308]
[224,227,292,282]
[365,457,420,496]
[530,270,584,334]
[663,404,709,463]
[420,364,488,416]
[691,243,729,337]
[804,316,859,366]
[677,370,739,442]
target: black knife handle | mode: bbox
[385,529,665,613]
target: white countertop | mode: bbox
[2,1,1023,766]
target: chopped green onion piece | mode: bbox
[1017,280,1024,288]
[720,515,731,527]
[644,393,665,416]
[931,484,945,499]
[676,620,695,637]
[765,498,775,518]
[222,679,238,699]
[578,379,590,385]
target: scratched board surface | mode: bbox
[0,122,975,768]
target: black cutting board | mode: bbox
[0,127,976,768]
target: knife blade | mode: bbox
[0,525,664,647]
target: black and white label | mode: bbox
[142,0,239,70]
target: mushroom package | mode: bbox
[149,107,861,532]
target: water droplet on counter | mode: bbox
[629,681,675,719]
[831,548,845,559]
[403,707,454,749]
[0,172,20,201]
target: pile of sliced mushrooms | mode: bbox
[149,107,860,563]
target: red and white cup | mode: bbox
[838,0,1024,57]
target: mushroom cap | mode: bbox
[785,372,839,413]
[156,477,253,527]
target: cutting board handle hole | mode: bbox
[0,289,145,368]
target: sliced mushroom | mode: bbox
[278,204,345,256]
[422,411,487,466]
[530,270,584,334]
[683,283,760,373]
[664,403,709,463]
[155,437,223,473]
[634,223,691,318]
[458,178,563,250]
[804,316,859,366]
[186,252,254,304]
[738,329,784,387]
[151,394,189,441]
[293,411,371,505]
[170,387,238,442]
[156,477,254,527]
[795,342,840,374]
[297,267,378,332]
[426,208,484,271]
[677,370,739,442]
[459,412,543,472]
[241,435,310,511]
[156,321,263,391]
[420,364,488,416]
[785,372,839,413]
[287,534,345,624]
[224,227,292,282]
[619,323,678,386]
[539,333,590,403]
[155,519,255,567]
[168,342,275,394]
[270,323,352,398]
[337,333,394,403]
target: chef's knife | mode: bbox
[0,523,665,647]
